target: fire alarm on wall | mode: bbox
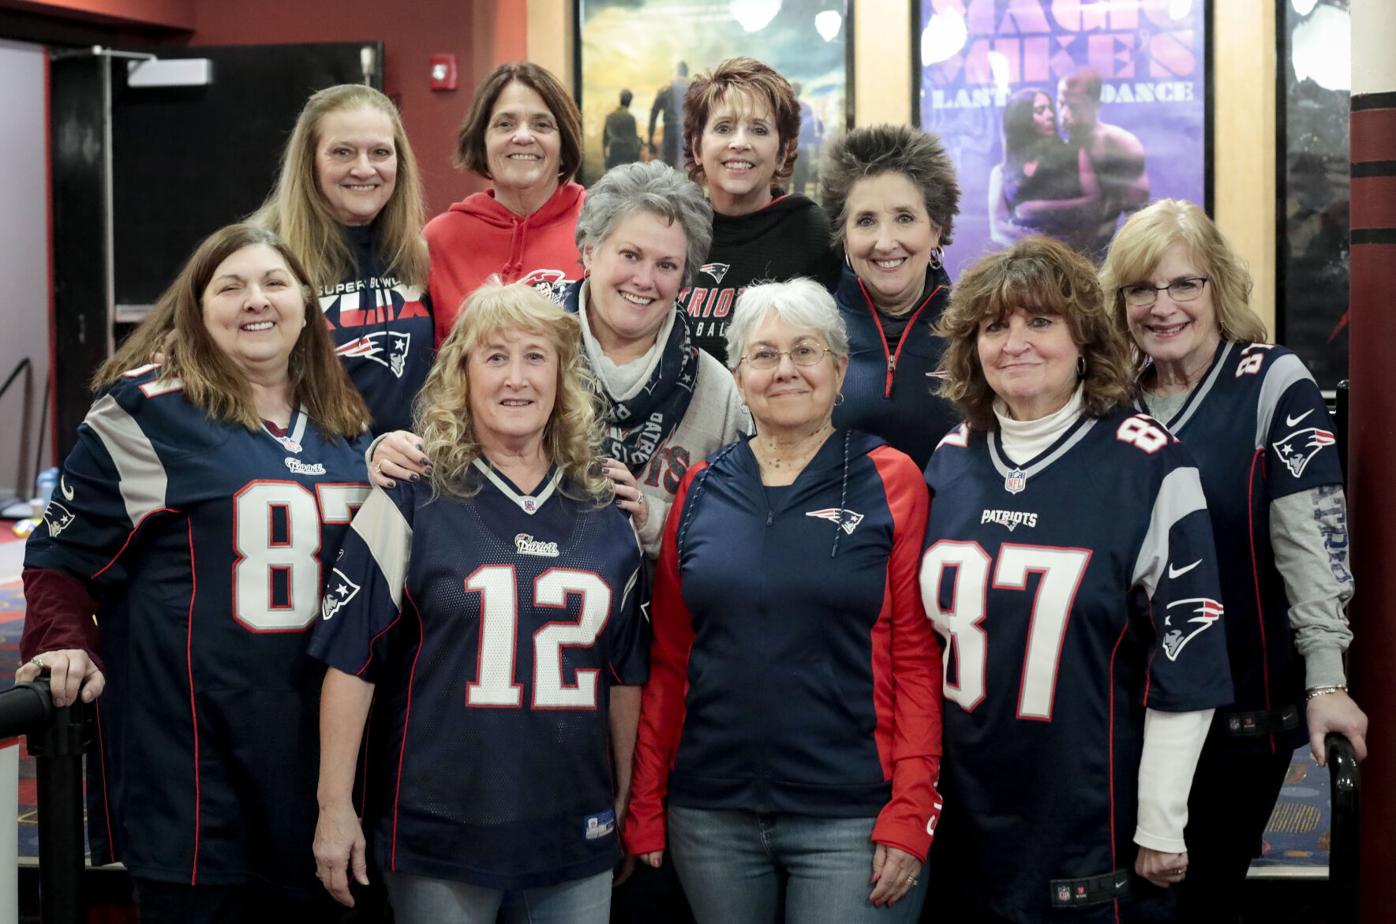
[430,54,458,91]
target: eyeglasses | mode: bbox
[1119,276,1209,308]
[740,344,832,370]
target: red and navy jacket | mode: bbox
[832,263,960,470]
[623,430,944,861]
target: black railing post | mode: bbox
[1327,732,1360,924]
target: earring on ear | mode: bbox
[1077,355,1087,380]
[835,391,846,407]
[929,246,945,271]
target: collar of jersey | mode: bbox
[987,414,1096,484]
[260,407,309,449]
[471,458,563,515]
[1138,340,1232,432]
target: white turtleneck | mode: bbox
[576,279,676,400]
[993,383,1212,856]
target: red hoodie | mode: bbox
[424,182,585,344]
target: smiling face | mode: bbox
[1124,242,1221,371]
[315,105,398,227]
[201,243,308,377]
[694,88,786,216]
[735,310,847,437]
[467,326,559,456]
[1031,92,1057,137]
[977,307,1081,421]
[582,210,688,359]
[484,81,562,204]
[844,171,941,315]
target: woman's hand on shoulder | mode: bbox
[1307,689,1368,765]
[1135,847,1187,888]
[15,649,104,708]
[603,458,648,531]
[369,430,430,489]
[314,800,369,907]
[869,843,922,908]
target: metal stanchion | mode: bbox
[1327,733,1360,924]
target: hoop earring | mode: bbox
[1077,355,1087,380]
[929,246,945,271]
[835,391,846,407]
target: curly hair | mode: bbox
[93,224,369,436]
[454,63,583,184]
[820,124,962,246]
[936,236,1135,430]
[250,84,428,290]
[1100,198,1266,363]
[575,161,713,287]
[682,57,801,193]
[415,282,607,502]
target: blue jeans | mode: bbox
[384,869,611,924]
[668,805,928,924]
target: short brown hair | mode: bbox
[821,124,961,246]
[682,57,800,192]
[95,224,369,437]
[454,63,582,183]
[936,236,1135,430]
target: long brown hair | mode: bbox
[94,224,369,437]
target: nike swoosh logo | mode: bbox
[59,474,74,501]
[1286,410,1314,427]
[1168,559,1202,579]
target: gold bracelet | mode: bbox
[1305,684,1348,701]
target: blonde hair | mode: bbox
[415,282,607,501]
[251,84,428,290]
[1100,198,1266,361]
[937,236,1135,431]
[93,224,369,436]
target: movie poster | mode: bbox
[917,1,1208,276]
[577,0,849,190]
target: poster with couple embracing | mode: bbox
[918,0,1208,275]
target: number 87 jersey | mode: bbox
[919,408,1233,923]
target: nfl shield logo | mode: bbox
[1056,884,1070,903]
[522,497,538,513]
[1004,467,1027,494]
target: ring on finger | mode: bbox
[371,461,383,475]
[28,655,46,669]
[905,874,919,887]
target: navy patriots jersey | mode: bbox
[1138,340,1344,754]
[921,407,1232,923]
[308,463,648,890]
[23,365,371,886]
[321,225,434,435]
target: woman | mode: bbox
[564,160,747,558]
[921,236,1234,923]
[1100,200,1368,922]
[310,283,647,924]
[987,87,1100,250]
[624,278,943,922]
[820,124,961,470]
[677,57,839,364]
[18,224,371,922]
[253,83,433,436]
[427,62,586,341]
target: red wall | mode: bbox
[188,0,527,218]
[1,0,194,30]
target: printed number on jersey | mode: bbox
[921,541,1090,720]
[232,481,369,632]
[465,565,611,710]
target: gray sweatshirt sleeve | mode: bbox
[1269,484,1354,689]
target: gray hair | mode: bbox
[575,161,713,287]
[725,277,848,370]
[820,123,961,247]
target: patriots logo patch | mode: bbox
[42,501,76,537]
[336,330,412,378]
[700,262,731,285]
[1272,426,1336,478]
[805,507,864,534]
[1161,596,1223,661]
[321,568,362,621]
[518,268,570,303]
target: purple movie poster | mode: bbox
[917,1,1208,276]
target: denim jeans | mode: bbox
[668,805,928,924]
[384,868,611,924]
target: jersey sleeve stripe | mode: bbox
[348,488,413,611]
[83,394,169,526]
[1254,353,1315,450]
[1131,466,1208,596]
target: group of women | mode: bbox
[13,48,1367,924]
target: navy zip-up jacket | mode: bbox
[832,263,960,469]
[624,430,944,861]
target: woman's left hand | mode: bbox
[603,458,648,531]
[1136,847,1187,888]
[1307,690,1369,765]
[868,843,922,908]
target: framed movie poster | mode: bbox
[576,0,851,189]
[916,1,1210,276]
[1278,0,1349,391]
